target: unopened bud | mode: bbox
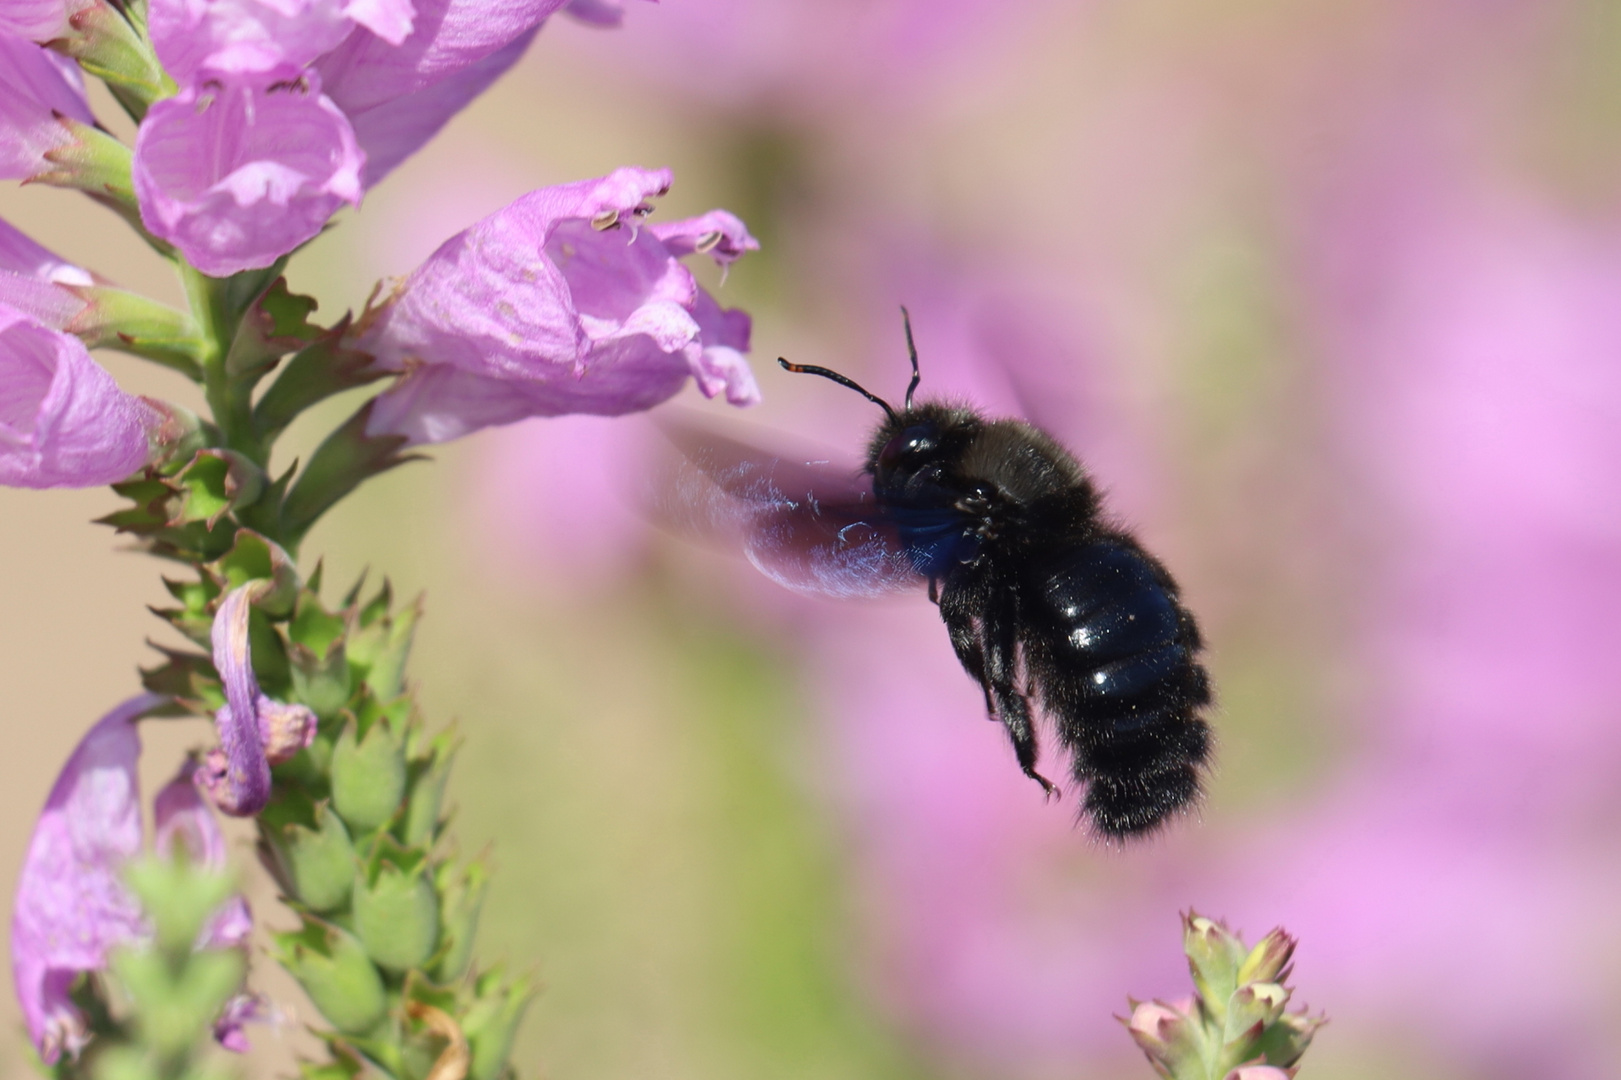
[331,714,407,832]
[353,842,439,972]
[272,917,386,1035]
[265,800,356,912]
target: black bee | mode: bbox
[670,312,1213,839]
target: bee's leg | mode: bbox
[982,618,1057,800]
[928,577,940,605]
[939,585,996,716]
[942,583,1057,798]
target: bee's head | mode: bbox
[865,403,981,485]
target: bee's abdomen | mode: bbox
[1029,539,1213,838]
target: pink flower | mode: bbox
[198,583,316,816]
[12,702,259,1065]
[0,303,157,488]
[0,216,92,329]
[133,0,614,272]
[10,696,157,1065]
[148,0,416,82]
[0,35,94,180]
[360,166,759,445]
[132,74,364,277]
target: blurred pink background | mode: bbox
[4,2,1621,1079]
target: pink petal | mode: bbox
[316,0,566,113]
[342,0,415,43]
[0,0,76,40]
[649,208,759,267]
[12,695,162,1065]
[0,218,92,329]
[360,167,761,443]
[132,76,364,277]
[0,305,154,488]
[148,0,356,80]
[0,36,93,179]
[342,25,536,186]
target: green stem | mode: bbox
[181,264,267,465]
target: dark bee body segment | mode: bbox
[781,322,1213,840]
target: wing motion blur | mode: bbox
[652,417,922,599]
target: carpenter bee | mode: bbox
[668,312,1213,839]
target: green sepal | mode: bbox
[331,709,408,833]
[124,857,236,957]
[353,837,440,973]
[280,402,420,547]
[138,644,222,711]
[463,967,537,1080]
[34,116,132,199]
[65,286,204,380]
[298,1045,365,1080]
[260,794,357,913]
[173,450,267,529]
[54,0,171,120]
[272,916,388,1034]
[1184,912,1246,1026]
[1220,982,1289,1067]
[349,590,420,703]
[334,1020,407,1080]
[99,479,240,564]
[430,859,488,984]
[1249,1008,1323,1069]
[208,529,301,616]
[400,726,459,848]
[290,590,354,719]
[91,1045,160,1080]
[399,975,467,1080]
[109,949,244,1060]
[225,278,322,387]
[35,118,157,246]
[254,315,386,445]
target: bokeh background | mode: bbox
[5,1,1621,1078]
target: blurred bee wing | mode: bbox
[650,416,921,599]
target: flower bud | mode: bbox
[272,916,387,1035]
[1124,998,1202,1077]
[263,799,356,913]
[401,727,458,847]
[348,591,420,703]
[352,840,439,972]
[331,713,407,832]
[1235,929,1296,988]
[465,968,537,1080]
[1184,911,1246,1024]
[432,859,488,983]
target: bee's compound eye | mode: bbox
[880,424,938,468]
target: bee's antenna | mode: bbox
[778,358,899,424]
[900,306,922,412]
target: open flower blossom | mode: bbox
[11,697,255,1065]
[199,583,317,816]
[360,165,760,445]
[0,34,94,180]
[132,74,365,277]
[0,302,159,488]
[11,696,153,1065]
[133,0,593,272]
